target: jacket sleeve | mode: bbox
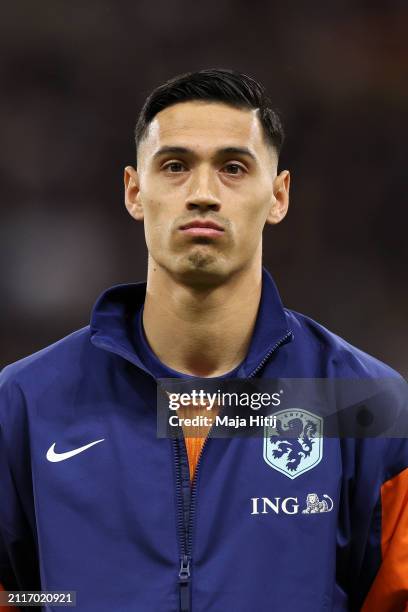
[0,430,27,612]
[0,527,17,610]
[0,371,41,600]
[361,457,408,611]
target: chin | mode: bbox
[172,251,229,288]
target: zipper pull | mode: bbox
[179,554,191,612]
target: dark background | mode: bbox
[1,1,407,375]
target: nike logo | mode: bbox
[46,439,105,462]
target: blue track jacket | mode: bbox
[0,267,407,611]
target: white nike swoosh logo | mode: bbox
[46,439,105,462]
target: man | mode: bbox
[0,69,407,612]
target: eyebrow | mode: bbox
[152,145,257,162]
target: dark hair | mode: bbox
[134,68,284,165]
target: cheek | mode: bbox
[141,196,174,253]
[141,188,164,223]
[141,178,179,219]
[235,188,272,230]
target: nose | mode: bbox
[185,165,221,212]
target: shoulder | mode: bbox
[284,308,404,380]
[0,326,92,393]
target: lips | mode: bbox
[179,219,225,238]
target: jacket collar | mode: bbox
[90,266,293,377]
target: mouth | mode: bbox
[179,219,225,238]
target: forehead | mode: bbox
[142,101,267,154]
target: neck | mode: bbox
[142,258,262,377]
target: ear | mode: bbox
[124,165,144,221]
[266,170,290,225]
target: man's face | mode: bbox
[124,101,289,286]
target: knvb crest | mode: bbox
[264,409,323,479]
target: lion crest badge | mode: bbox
[263,409,323,479]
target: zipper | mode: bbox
[172,329,293,611]
[174,434,192,611]
[179,553,191,612]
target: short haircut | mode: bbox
[134,68,284,165]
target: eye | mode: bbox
[163,161,186,173]
[223,163,246,175]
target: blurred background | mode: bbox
[0,1,406,375]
